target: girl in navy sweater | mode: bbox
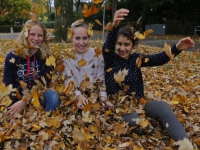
[3,19,59,117]
[103,8,194,150]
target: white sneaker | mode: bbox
[174,138,194,150]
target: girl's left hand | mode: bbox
[176,37,195,51]
[100,96,114,109]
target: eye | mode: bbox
[38,34,43,37]
[124,43,130,47]
[75,37,81,40]
[117,42,122,46]
[83,36,88,40]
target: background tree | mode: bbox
[0,0,31,25]
[54,0,74,42]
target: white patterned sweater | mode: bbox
[63,47,107,98]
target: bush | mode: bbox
[42,21,54,28]
[0,25,22,33]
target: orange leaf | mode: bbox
[94,48,102,58]
[92,0,102,4]
[104,22,113,31]
[57,6,61,16]
[84,6,99,18]
[136,55,142,68]
[106,5,111,10]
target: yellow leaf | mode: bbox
[114,122,124,136]
[87,23,94,36]
[95,19,102,26]
[140,120,149,128]
[78,58,87,67]
[114,68,129,86]
[103,135,113,144]
[31,124,41,131]
[72,127,86,142]
[46,55,56,67]
[32,90,41,108]
[9,57,15,63]
[82,4,88,13]
[143,29,153,36]
[106,68,113,72]
[45,116,60,128]
[0,84,15,100]
[194,48,199,57]
[164,42,174,59]
[82,111,92,123]
[19,80,27,89]
[67,28,72,39]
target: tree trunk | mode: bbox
[54,0,73,42]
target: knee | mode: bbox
[155,101,172,113]
[45,90,60,104]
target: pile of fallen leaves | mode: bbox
[0,37,200,150]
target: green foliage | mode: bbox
[42,21,54,28]
[0,0,31,25]
[0,25,22,33]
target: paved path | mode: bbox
[0,33,199,51]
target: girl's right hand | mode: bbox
[113,8,129,28]
[6,100,26,117]
[77,95,89,109]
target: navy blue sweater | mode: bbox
[3,51,52,103]
[102,27,181,98]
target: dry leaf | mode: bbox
[114,68,129,86]
[78,58,87,67]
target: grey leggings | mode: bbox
[123,101,188,141]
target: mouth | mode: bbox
[30,41,41,48]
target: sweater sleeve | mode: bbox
[96,54,107,98]
[3,52,16,86]
[63,59,81,98]
[102,27,119,60]
[141,44,182,67]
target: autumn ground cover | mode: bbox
[0,36,200,150]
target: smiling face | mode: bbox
[71,26,89,54]
[116,35,134,59]
[27,25,44,54]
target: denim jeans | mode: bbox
[40,89,60,112]
[123,101,188,141]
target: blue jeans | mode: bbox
[123,101,188,141]
[40,89,60,112]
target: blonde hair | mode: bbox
[16,20,51,59]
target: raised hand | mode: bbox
[113,8,129,28]
[176,37,195,51]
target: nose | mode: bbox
[80,39,84,44]
[34,35,39,40]
[120,44,126,51]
